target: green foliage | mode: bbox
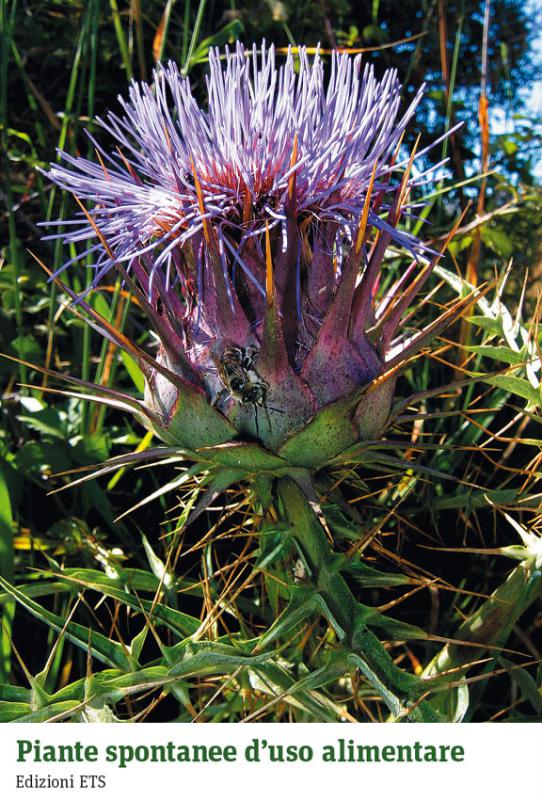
[0,0,541,722]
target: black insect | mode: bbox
[217,345,269,406]
[216,345,282,438]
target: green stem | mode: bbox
[182,0,208,77]
[275,477,438,721]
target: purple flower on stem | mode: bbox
[42,42,466,462]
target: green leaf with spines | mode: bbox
[43,572,201,637]
[0,684,30,702]
[256,587,344,651]
[340,559,412,588]
[196,441,288,472]
[164,640,273,677]
[0,576,136,671]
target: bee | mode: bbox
[215,345,281,437]
[217,345,268,406]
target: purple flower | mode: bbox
[42,43,463,459]
[44,43,440,283]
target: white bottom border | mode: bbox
[1,722,539,800]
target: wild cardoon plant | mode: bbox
[42,43,471,720]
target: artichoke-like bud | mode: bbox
[44,43,461,471]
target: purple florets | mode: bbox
[43,42,440,291]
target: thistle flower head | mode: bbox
[46,43,428,276]
[43,43,460,464]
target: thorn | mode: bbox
[115,146,140,182]
[288,132,299,202]
[95,149,111,182]
[437,201,471,257]
[396,133,421,218]
[73,194,116,261]
[190,157,210,245]
[391,130,406,168]
[265,221,273,308]
[163,122,172,154]
[355,160,378,255]
[243,180,252,224]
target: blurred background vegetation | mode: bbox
[1,0,542,721]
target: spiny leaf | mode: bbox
[340,559,412,589]
[164,641,272,677]
[45,572,201,637]
[256,587,344,651]
[247,661,343,722]
[0,577,136,671]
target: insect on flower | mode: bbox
[216,345,268,407]
[215,344,286,439]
